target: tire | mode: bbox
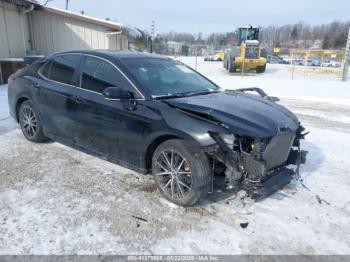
[228,58,236,73]
[261,48,268,58]
[256,64,266,73]
[18,100,48,143]
[152,139,210,206]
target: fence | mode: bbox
[287,49,345,79]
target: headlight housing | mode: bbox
[218,134,235,147]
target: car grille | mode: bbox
[245,45,259,59]
[263,132,296,170]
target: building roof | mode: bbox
[41,6,123,31]
[1,0,40,7]
[1,0,123,31]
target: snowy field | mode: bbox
[0,58,350,255]
[177,56,350,105]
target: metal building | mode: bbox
[31,6,128,55]
[0,0,32,58]
[0,0,128,59]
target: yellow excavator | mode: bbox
[224,25,267,73]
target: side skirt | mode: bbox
[45,133,148,175]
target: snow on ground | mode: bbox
[177,57,350,105]
[0,59,350,255]
[0,87,10,120]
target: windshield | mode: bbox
[239,28,259,43]
[121,57,219,97]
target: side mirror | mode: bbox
[102,87,134,100]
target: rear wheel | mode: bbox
[152,139,210,206]
[18,101,47,143]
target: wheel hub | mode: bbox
[154,149,192,200]
[20,106,37,138]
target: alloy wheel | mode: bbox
[19,105,37,138]
[154,149,192,200]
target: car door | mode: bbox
[33,54,82,142]
[71,55,158,170]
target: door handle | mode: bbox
[72,96,84,104]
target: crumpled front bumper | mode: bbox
[239,147,307,200]
[241,167,295,200]
[209,131,308,200]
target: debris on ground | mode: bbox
[132,215,148,222]
[316,195,330,205]
[240,222,249,229]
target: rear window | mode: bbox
[41,54,81,86]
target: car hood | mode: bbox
[164,91,299,138]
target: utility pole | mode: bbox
[150,20,155,53]
[65,0,69,10]
[195,46,198,70]
[342,26,350,81]
[241,28,248,77]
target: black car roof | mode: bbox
[49,50,169,61]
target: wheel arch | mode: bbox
[145,134,182,172]
[15,96,30,122]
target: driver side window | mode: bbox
[80,56,140,97]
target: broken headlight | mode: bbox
[218,134,235,147]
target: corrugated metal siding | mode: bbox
[31,10,127,55]
[116,34,128,50]
[0,1,29,58]
[108,34,128,50]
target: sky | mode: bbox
[42,0,350,35]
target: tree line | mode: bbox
[151,21,350,50]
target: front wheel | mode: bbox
[228,59,236,73]
[152,139,210,206]
[256,64,266,73]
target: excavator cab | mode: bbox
[238,26,260,44]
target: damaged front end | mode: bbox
[208,125,308,200]
[164,88,308,200]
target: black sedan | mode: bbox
[8,50,307,206]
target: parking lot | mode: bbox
[1,59,350,254]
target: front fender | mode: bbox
[158,103,229,147]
